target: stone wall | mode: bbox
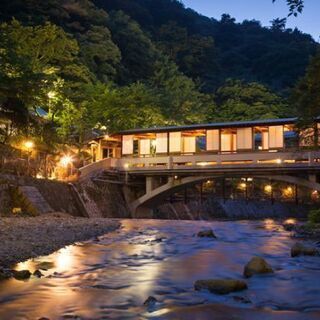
[0,174,80,216]
[155,197,309,220]
[76,179,130,218]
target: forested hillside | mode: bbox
[0,0,319,149]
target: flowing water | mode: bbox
[0,219,320,320]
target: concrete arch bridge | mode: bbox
[79,150,320,217]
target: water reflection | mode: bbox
[0,219,319,320]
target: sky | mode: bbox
[182,0,320,41]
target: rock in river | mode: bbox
[12,270,31,280]
[194,279,247,294]
[243,257,274,278]
[197,229,217,238]
[291,242,319,257]
[283,223,295,231]
[144,296,158,307]
[33,269,44,278]
[0,268,13,280]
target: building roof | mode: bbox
[117,117,297,135]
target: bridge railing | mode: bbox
[115,150,320,171]
[79,150,320,176]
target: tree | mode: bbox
[0,0,121,83]
[150,57,215,124]
[108,10,159,84]
[273,0,304,16]
[211,80,289,122]
[0,19,89,146]
[292,50,320,145]
[79,82,166,133]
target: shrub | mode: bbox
[308,209,320,224]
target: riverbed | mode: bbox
[0,219,319,319]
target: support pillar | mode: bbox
[222,178,226,203]
[295,184,299,205]
[146,176,156,194]
[245,177,248,204]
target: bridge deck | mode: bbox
[80,150,320,178]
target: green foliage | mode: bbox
[293,50,320,125]
[273,0,304,16]
[80,82,166,133]
[0,0,314,154]
[150,57,215,124]
[97,0,317,93]
[108,10,160,84]
[308,208,320,224]
[211,80,290,122]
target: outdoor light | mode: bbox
[104,134,110,140]
[264,185,272,193]
[60,155,73,167]
[197,162,208,166]
[174,175,178,180]
[47,91,56,99]
[124,163,129,169]
[276,158,282,164]
[24,140,34,150]
[239,182,246,189]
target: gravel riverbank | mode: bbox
[0,213,120,267]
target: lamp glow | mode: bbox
[60,155,73,167]
[24,141,34,149]
[265,185,272,193]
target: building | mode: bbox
[89,117,317,162]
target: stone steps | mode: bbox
[18,186,54,215]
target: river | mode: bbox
[0,219,319,319]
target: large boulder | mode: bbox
[197,229,217,238]
[291,242,319,257]
[194,279,247,295]
[243,257,274,278]
[12,270,31,280]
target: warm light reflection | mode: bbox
[15,259,35,272]
[284,218,296,225]
[264,218,276,230]
[55,247,74,271]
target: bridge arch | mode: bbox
[131,175,320,217]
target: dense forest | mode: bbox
[0,0,319,150]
